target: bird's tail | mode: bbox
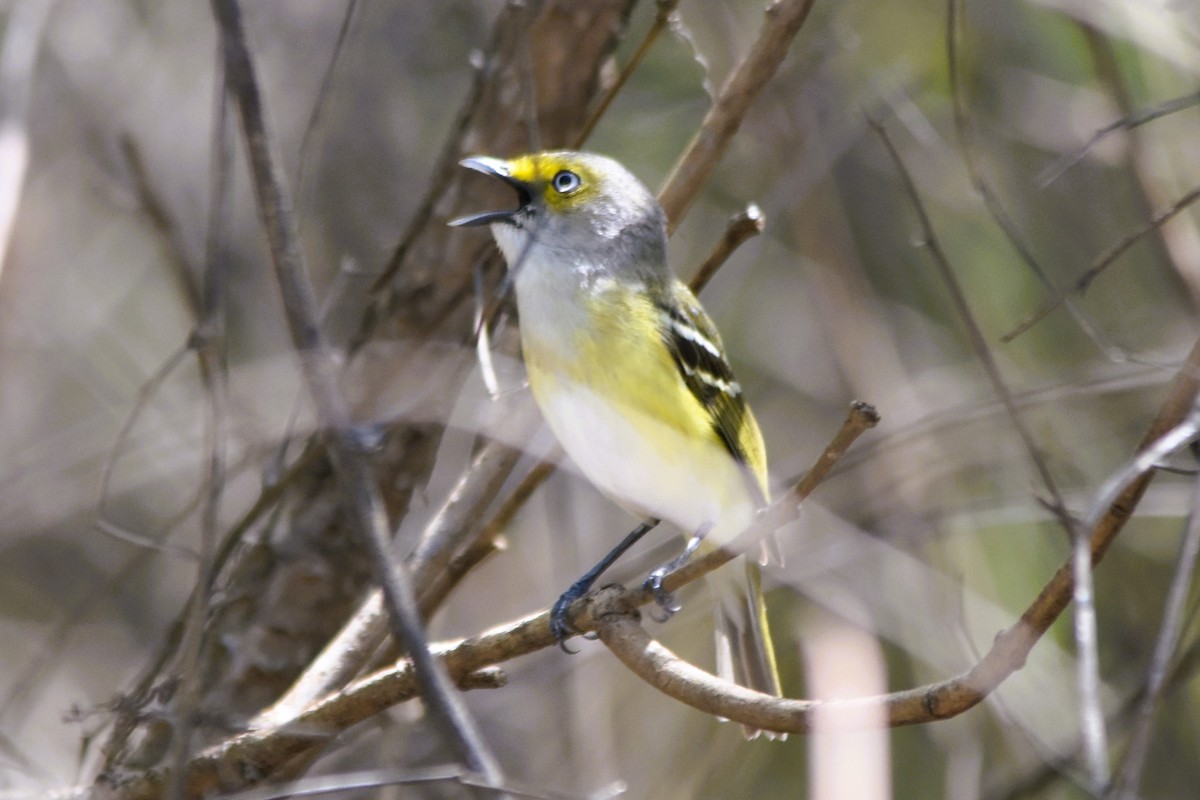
[709,556,784,740]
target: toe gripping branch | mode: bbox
[549,518,660,651]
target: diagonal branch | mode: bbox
[97,322,1200,794]
[657,0,816,231]
[207,0,501,785]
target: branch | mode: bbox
[870,118,1073,529]
[94,402,875,799]
[1002,185,1200,342]
[688,204,765,294]
[571,0,680,148]
[97,323,1200,792]
[207,0,501,785]
[254,429,533,728]
[1037,89,1200,188]
[594,350,1200,736]
[657,0,816,231]
[946,0,1120,358]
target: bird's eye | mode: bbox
[552,170,581,194]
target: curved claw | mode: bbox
[550,592,581,653]
[643,568,682,623]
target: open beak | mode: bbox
[449,156,534,227]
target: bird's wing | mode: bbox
[655,280,769,506]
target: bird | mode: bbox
[451,151,782,737]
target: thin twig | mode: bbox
[657,0,816,231]
[208,0,502,785]
[163,40,235,800]
[1108,441,1200,799]
[1003,185,1200,341]
[871,118,1073,528]
[294,0,360,215]
[1037,89,1200,188]
[688,204,764,294]
[95,343,197,554]
[946,0,1121,358]
[571,0,680,148]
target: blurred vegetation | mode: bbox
[1,0,1199,798]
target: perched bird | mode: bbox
[452,151,782,736]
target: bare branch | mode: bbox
[871,118,1073,530]
[688,204,765,294]
[256,430,533,727]
[1037,89,1200,187]
[657,0,816,231]
[208,0,502,784]
[1109,426,1200,799]
[571,0,680,148]
[1003,185,1200,341]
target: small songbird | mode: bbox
[452,151,782,737]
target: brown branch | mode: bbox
[256,429,534,727]
[207,0,502,785]
[571,0,680,148]
[688,204,765,294]
[590,337,1200,736]
[95,402,876,799]
[657,0,816,231]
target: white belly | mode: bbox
[534,379,756,546]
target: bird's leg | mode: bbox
[551,517,660,649]
[644,522,712,622]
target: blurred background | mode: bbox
[1,0,1199,797]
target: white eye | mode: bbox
[552,170,581,194]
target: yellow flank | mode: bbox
[521,275,769,512]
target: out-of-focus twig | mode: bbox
[947,0,1121,359]
[572,0,680,148]
[871,118,1073,530]
[95,343,199,557]
[1108,430,1200,800]
[208,0,502,786]
[294,0,359,215]
[163,43,235,800]
[657,0,816,231]
[1003,185,1200,341]
[255,430,532,728]
[1037,89,1200,188]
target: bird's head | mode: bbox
[451,151,667,275]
